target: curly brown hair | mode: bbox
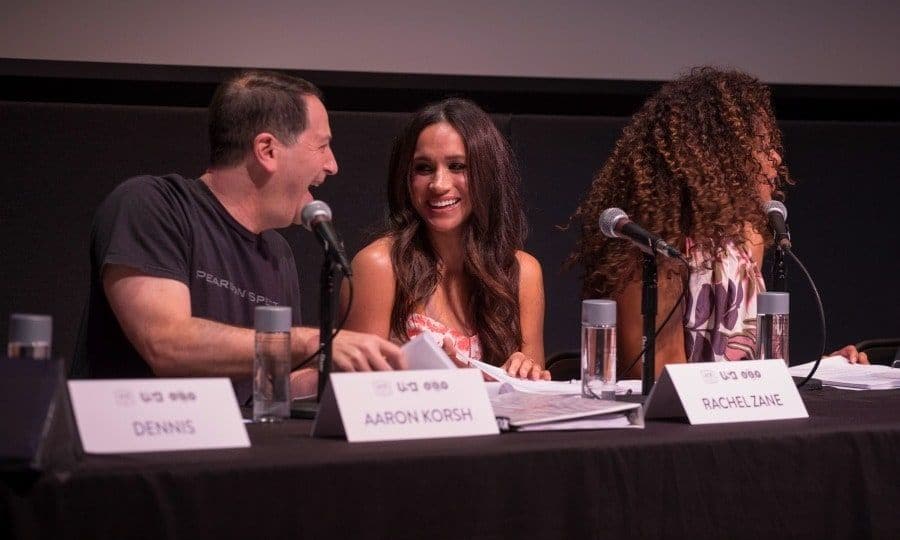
[570,66,791,298]
[385,99,527,366]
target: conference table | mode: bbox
[3,387,899,539]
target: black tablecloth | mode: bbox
[3,388,899,540]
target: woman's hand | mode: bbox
[828,345,869,364]
[441,338,551,381]
[502,351,551,380]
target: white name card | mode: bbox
[403,333,458,370]
[644,360,808,424]
[68,378,250,454]
[312,369,499,442]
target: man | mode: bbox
[73,70,404,401]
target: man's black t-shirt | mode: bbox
[73,174,301,400]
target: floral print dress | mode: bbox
[683,239,765,362]
[405,313,483,362]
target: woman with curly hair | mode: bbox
[341,98,549,380]
[570,67,866,378]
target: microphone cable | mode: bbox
[244,274,354,407]
[784,247,827,388]
[295,274,354,370]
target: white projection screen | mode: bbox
[2,0,899,86]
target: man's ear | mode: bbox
[252,132,279,173]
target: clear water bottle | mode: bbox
[757,292,789,364]
[253,306,291,422]
[7,313,52,360]
[581,299,617,400]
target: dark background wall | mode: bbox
[1,61,898,367]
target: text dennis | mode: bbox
[133,419,197,436]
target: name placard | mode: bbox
[403,333,459,370]
[68,379,250,454]
[644,360,808,424]
[312,369,499,442]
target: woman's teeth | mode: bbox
[430,198,460,209]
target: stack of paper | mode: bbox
[402,334,645,430]
[789,356,900,390]
[490,392,643,431]
[468,358,582,394]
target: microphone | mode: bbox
[599,207,683,259]
[763,200,791,250]
[300,200,353,276]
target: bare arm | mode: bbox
[105,264,403,380]
[104,264,260,377]
[340,238,397,340]
[327,238,407,372]
[499,251,550,380]
[614,268,687,379]
[517,251,546,366]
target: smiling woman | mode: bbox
[408,122,472,235]
[340,99,549,380]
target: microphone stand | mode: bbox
[641,252,658,395]
[292,242,345,419]
[771,222,791,292]
[772,245,787,292]
[317,259,339,402]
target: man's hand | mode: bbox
[301,330,406,372]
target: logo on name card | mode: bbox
[114,389,135,407]
[373,381,393,396]
[120,389,201,405]
[701,370,718,384]
[140,391,165,403]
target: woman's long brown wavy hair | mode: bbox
[385,98,527,366]
[570,67,791,298]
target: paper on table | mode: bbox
[467,358,582,395]
[513,415,636,431]
[468,358,643,396]
[789,356,900,389]
[490,392,643,431]
[427,344,640,397]
[616,379,642,396]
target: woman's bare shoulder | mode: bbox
[352,237,396,277]
[515,250,543,277]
